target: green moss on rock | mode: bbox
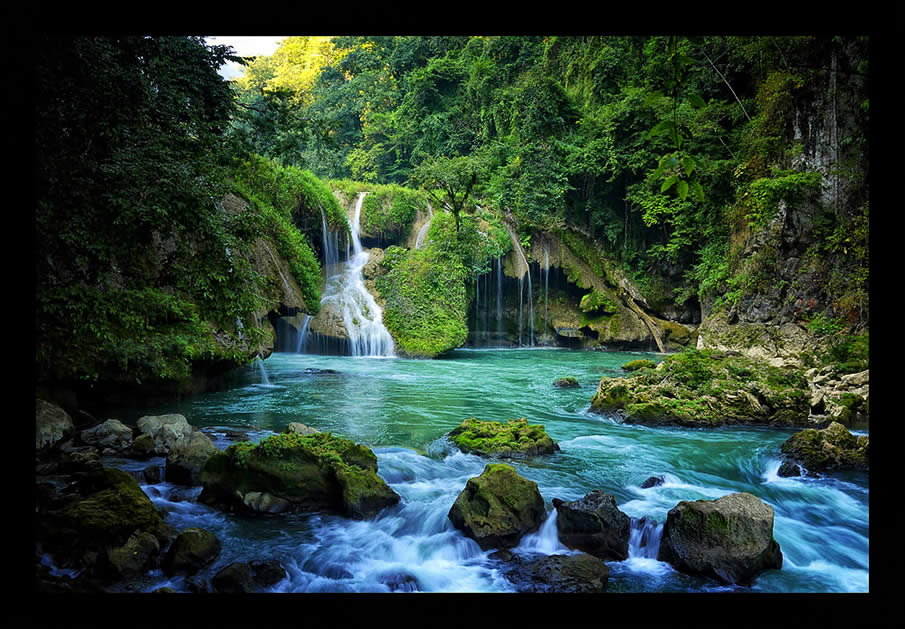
[590,349,811,427]
[621,359,657,371]
[779,421,868,473]
[199,431,398,519]
[447,463,546,549]
[448,418,559,457]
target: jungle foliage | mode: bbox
[230,35,868,327]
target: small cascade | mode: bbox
[495,257,503,341]
[295,314,311,353]
[543,247,549,341]
[627,517,663,559]
[317,192,395,358]
[321,209,342,276]
[254,355,271,386]
[415,202,434,249]
[516,507,570,555]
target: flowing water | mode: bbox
[107,348,869,594]
[317,193,395,357]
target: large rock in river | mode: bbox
[136,414,194,455]
[36,398,75,453]
[165,430,219,486]
[80,419,133,454]
[36,466,172,579]
[447,463,545,549]
[551,490,631,561]
[447,417,559,458]
[198,431,400,519]
[779,421,868,473]
[162,527,221,576]
[657,492,782,585]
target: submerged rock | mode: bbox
[198,431,400,519]
[779,421,868,473]
[447,417,559,458]
[777,460,803,477]
[551,490,631,561]
[640,475,665,489]
[447,463,545,549]
[657,492,783,585]
[494,551,609,593]
[211,559,286,593]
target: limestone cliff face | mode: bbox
[699,39,868,357]
[222,193,313,360]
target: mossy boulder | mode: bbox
[103,530,161,579]
[553,377,580,388]
[162,527,221,576]
[36,466,171,579]
[56,468,170,547]
[590,349,811,428]
[198,431,399,519]
[447,418,559,458]
[620,358,657,371]
[447,463,546,549]
[551,490,631,561]
[657,492,783,586]
[779,421,868,473]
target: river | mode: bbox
[104,348,869,593]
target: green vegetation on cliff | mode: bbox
[377,242,469,358]
[34,36,271,390]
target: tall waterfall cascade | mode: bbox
[316,192,395,357]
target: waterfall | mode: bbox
[318,192,395,358]
[505,224,534,347]
[543,247,549,343]
[474,272,481,346]
[627,517,663,559]
[295,314,311,353]
[321,209,341,277]
[495,257,503,342]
